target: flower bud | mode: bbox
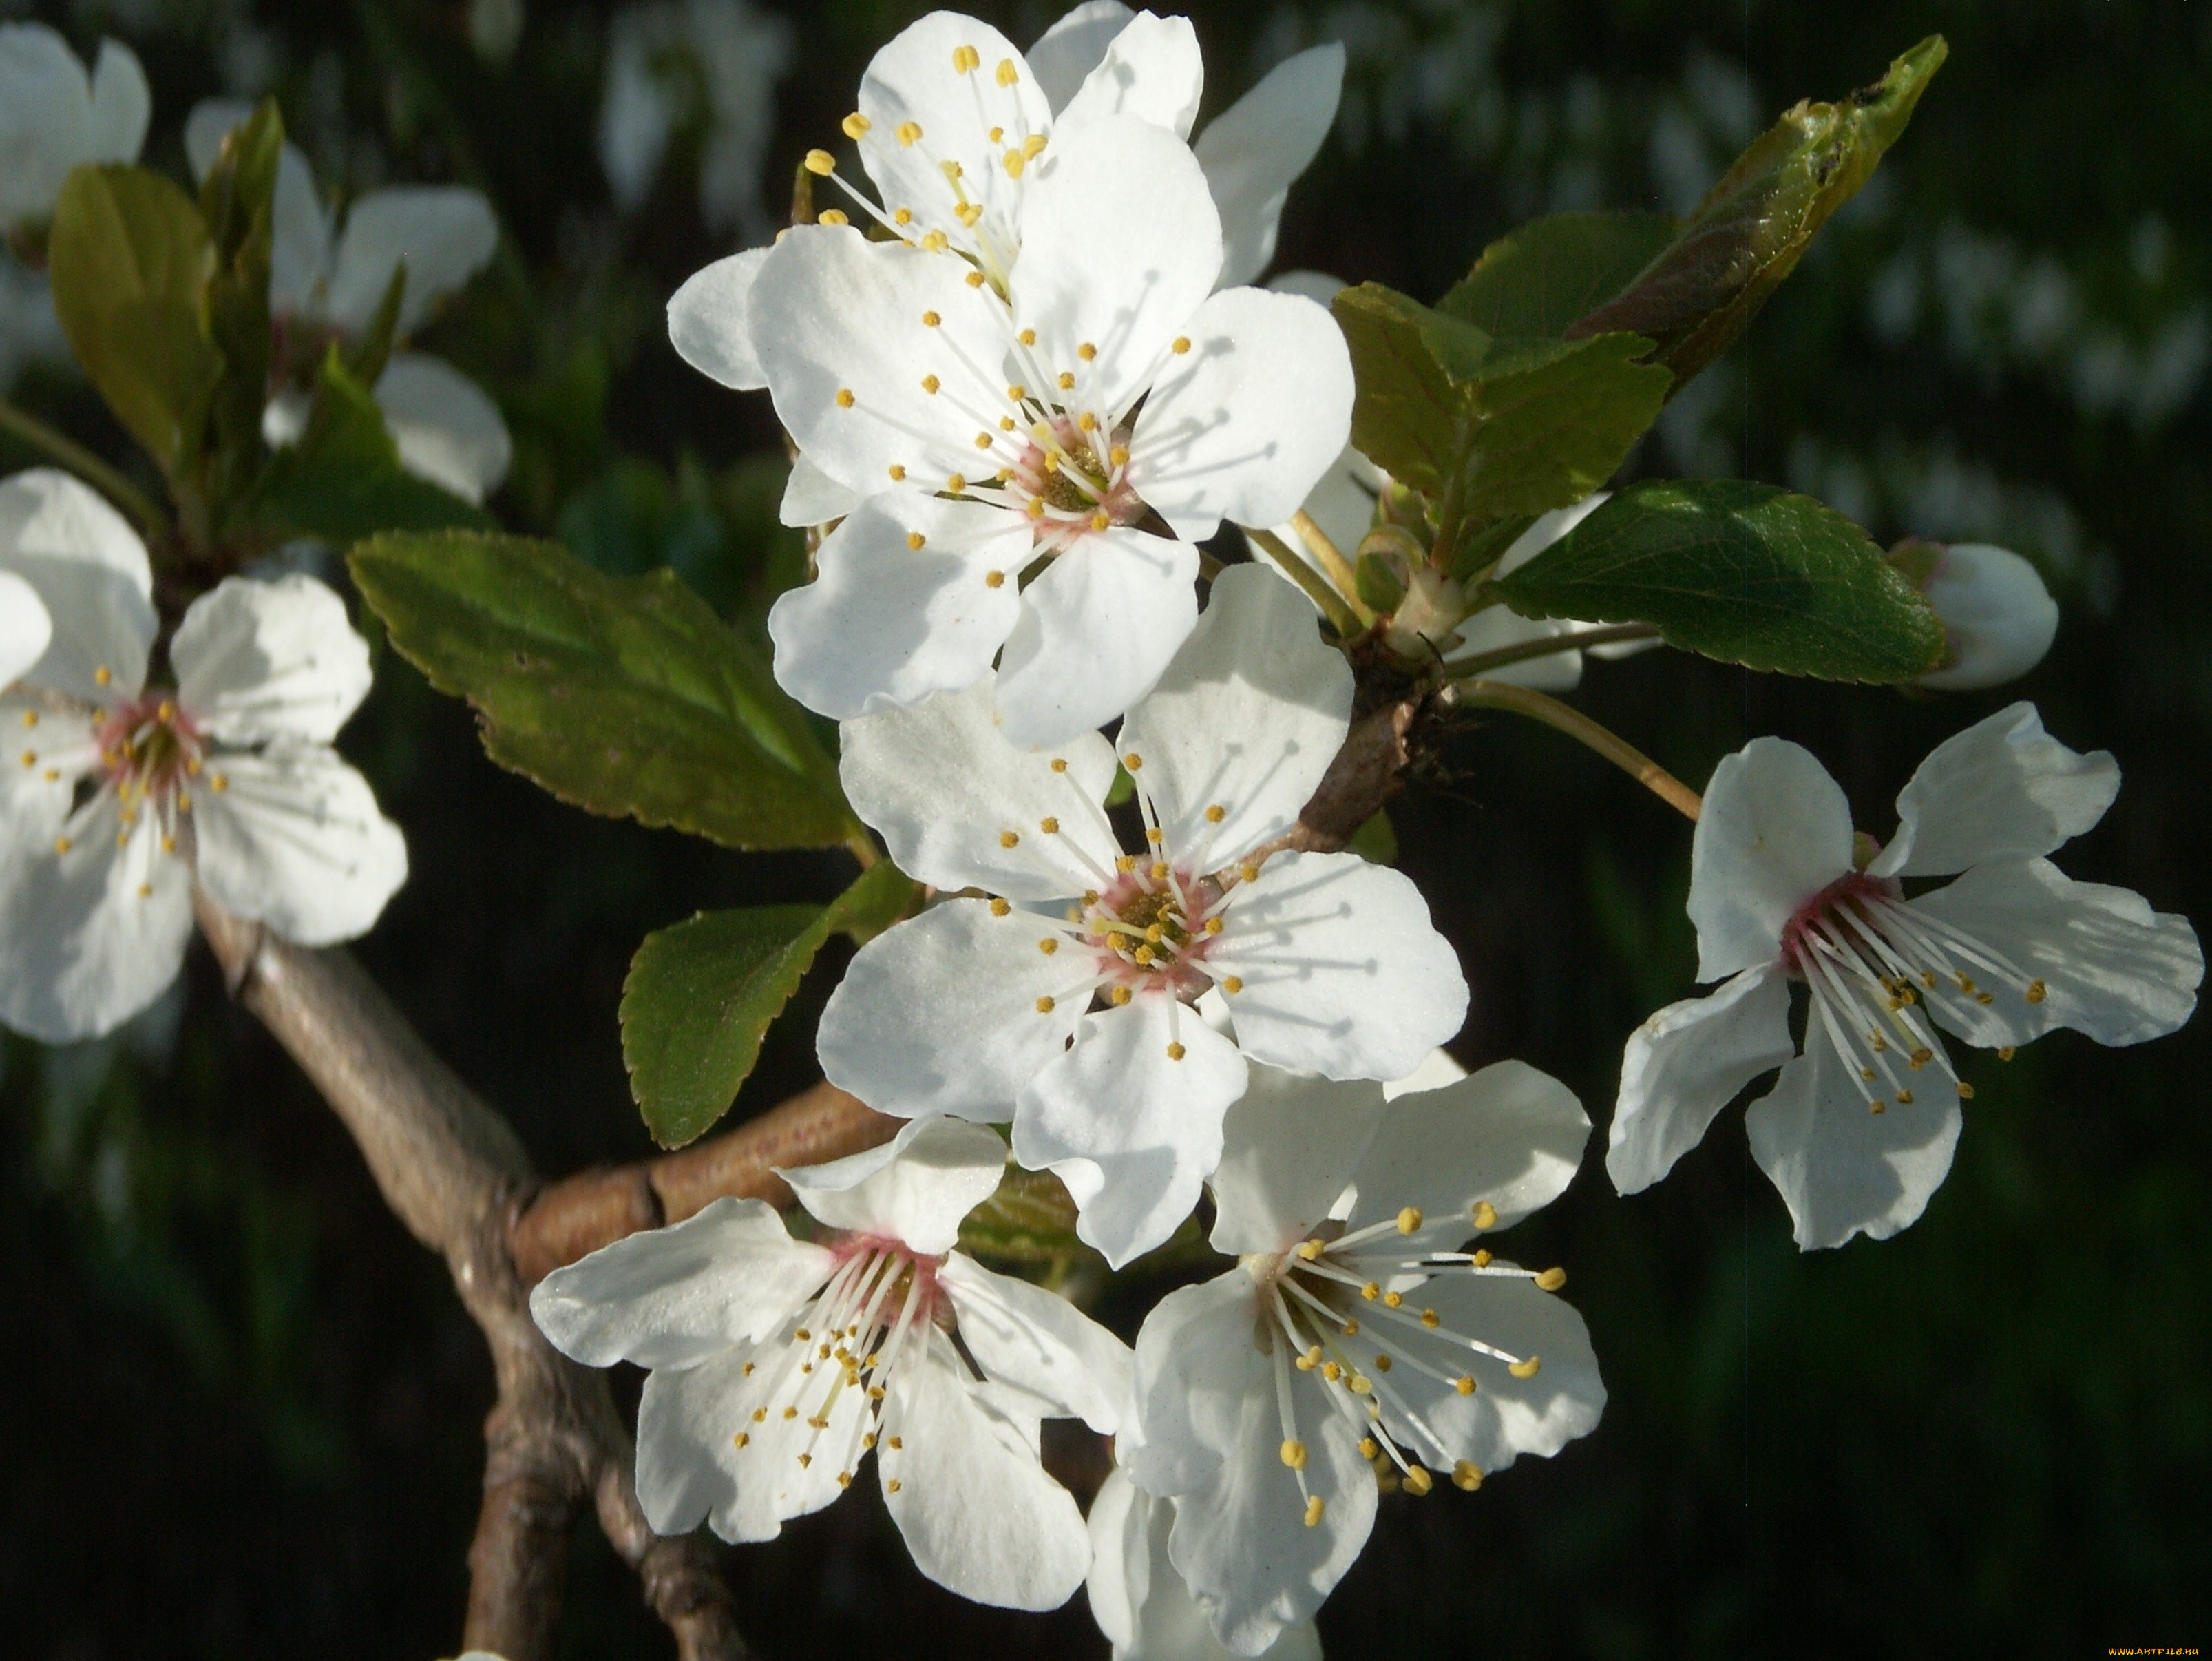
[1890,539,2059,690]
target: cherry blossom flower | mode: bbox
[1608,703,2202,1248]
[1123,1058,1605,1653]
[1888,538,2061,691]
[183,102,510,505]
[0,469,408,1042]
[529,1116,1131,1611]
[817,566,1468,1266]
[0,23,149,238]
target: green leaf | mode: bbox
[1347,810,1398,865]
[621,860,916,1148]
[251,351,493,543]
[956,1166,1088,1267]
[1488,479,1947,682]
[1570,36,1947,389]
[350,528,861,848]
[1331,283,1477,497]
[46,165,222,480]
[198,99,284,510]
[1439,211,1682,338]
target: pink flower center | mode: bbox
[1778,870,1903,979]
[1005,414,1145,552]
[1080,864,1216,1000]
[95,693,207,808]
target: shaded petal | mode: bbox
[668,248,770,393]
[1744,1032,1962,1251]
[1128,286,1353,543]
[1869,702,2118,879]
[836,673,1119,897]
[529,1196,834,1368]
[189,743,409,946]
[0,802,193,1042]
[85,39,151,165]
[0,569,51,687]
[1345,1059,1590,1235]
[1056,12,1203,139]
[326,187,499,337]
[1606,965,1795,1195]
[941,1250,1133,1432]
[0,694,90,832]
[1915,544,2058,692]
[1194,44,1345,289]
[1689,736,1853,981]
[748,224,1011,498]
[1012,115,1221,417]
[1124,1271,1264,1497]
[1909,858,2202,1049]
[1212,851,1468,1081]
[817,899,1087,1121]
[171,574,372,745]
[182,97,254,179]
[995,527,1198,750]
[1208,1063,1387,1257]
[1028,2,1135,113]
[769,495,1029,722]
[1117,562,1352,871]
[0,467,154,704]
[881,1335,1091,1611]
[1014,994,1248,1268]
[0,25,93,224]
[781,1114,1007,1254]
[778,455,859,527]
[374,353,512,504]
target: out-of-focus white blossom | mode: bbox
[0,24,150,237]
[1889,539,2059,691]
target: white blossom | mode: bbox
[0,23,149,236]
[1124,1058,1604,1653]
[1608,703,2202,1248]
[0,469,408,1042]
[184,102,511,505]
[817,566,1467,1267]
[1898,539,2061,691]
[530,1116,1131,1611]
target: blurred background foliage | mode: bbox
[2,0,2207,1655]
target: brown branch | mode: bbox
[194,894,749,1661]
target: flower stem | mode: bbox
[0,397,169,541]
[1289,508,1363,605]
[1451,678,1702,820]
[1242,524,1367,638]
[1445,622,1661,678]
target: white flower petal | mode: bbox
[0,804,193,1042]
[1868,702,2118,880]
[0,468,155,704]
[85,39,151,167]
[529,1195,836,1368]
[1212,850,1468,1081]
[836,673,1119,897]
[189,744,408,946]
[1128,286,1354,543]
[1916,544,2058,691]
[881,1332,1092,1611]
[0,25,94,226]
[171,574,372,745]
[1909,857,2202,1049]
[1344,1059,1590,1235]
[1012,115,1221,417]
[1125,1271,1268,1496]
[780,1114,1007,1254]
[1606,965,1795,1195]
[1208,1063,1388,1257]
[1744,1032,1962,1251]
[1117,563,1352,871]
[1688,736,1855,981]
[0,694,89,831]
[1378,1272,1605,1474]
[373,353,512,503]
[182,97,256,180]
[994,527,1198,750]
[777,454,859,527]
[266,147,331,321]
[668,247,770,393]
[0,569,51,687]
[748,224,1010,498]
[817,899,1086,1120]
[769,496,1029,723]
[1027,1,1135,114]
[1193,44,1345,290]
[1056,12,1203,140]
[1012,994,1248,1268]
[940,1251,1133,1432]
[326,187,499,337]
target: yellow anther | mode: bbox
[836,1472,852,1489]
[1998,1045,2016,1061]
[796,1328,810,1341]
[1295,1239,1324,1261]
[1123,751,1143,771]
[888,464,906,481]
[1403,1465,1433,1496]
[1373,1353,1393,1373]
[1039,937,1058,956]
[1026,497,1047,520]
[1005,384,1029,402]
[137,882,151,897]
[997,58,1019,86]
[989,897,1011,916]
[54,836,71,854]
[1057,371,1076,390]
[94,665,112,686]
[1348,1372,1371,1394]
[1909,1047,1932,1068]
[1393,1206,1422,1235]
[952,43,980,73]
[1035,996,1055,1013]
[1018,328,1037,346]
[1341,1319,1359,1336]
[20,711,34,727]
[1896,1089,1915,1105]
[1320,1361,1341,1382]
[782,1406,799,1419]
[1508,1356,1544,1381]
[1303,1495,1325,1528]
[920,229,949,251]
[1358,1437,1379,1461]
[2025,979,2047,1004]
[1536,1267,1568,1292]
[921,375,940,394]
[956,201,983,226]
[946,472,966,492]
[1115,855,1136,873]
[1077,342,1097,361]
[156,700,174,722]
[1002,149,1025,179]
[974,432,993,448]
[1109,445,1130,467]
[1453,1460,1484,1490]
[1150,861,1168,880]
[752,1407,767,1423]
[1204,917,1223,934]
[817,209,850,226]
[907,530,926,550]
[1279,1439,1307,1470]
[918,310,942,329]
[1870,1100,1888,1115]
[863,1432,877,1449]
[1957,1081,1976,1099]
[887,1437,903,1451]
[160,835,175,853]
[1133,946,1155,965]
[1000,830,1020,847]
[1000,416,1016,432]
[1222,976,1243,994]
[803,148,836,176]
[1862,1067,1878,1083]
[1454,1374,1476,1396]
[894,207,913,224]
[1294,1350,1315,1371]
[1471,1200,1498,1230]
[842,112,871,139]
[1360,1281,1380,1301]
[1090,510,1110,532]
[989,125,1003,144]
[1382,1290,1404,1309]
[1976,991,1994,1005]
[733,1431,750,1448]
[1023,133,1047,158]
[1172,336,1192,355]
[1110,985,1132,1005]
[965,269,986,289]
[18,751,31,766]
[1077,411,1099,433]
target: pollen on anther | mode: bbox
[817,209,850,226]
[984,569,1007,588]
[1036,996,1055,1013]
[1049,758,1068,773]
[1535,1267,1567,1292]
[1223,976,1243,994]
[2025,979,2048,1004]
[1382,1290,1404,1309]
[1077,342,1097,361]
[20,711,34,728]
[952,43,980,72]
[1037,938,1058,956]
[1958,1081,1976,1099]
[1453,1375,1475,1396]
[1000,829,1020,848]
[1110,985,1131,1005]
[54,836,71,854]
[1508,1356,1544,1380]
[920,375,940,395]
[1471,1200,1498,1230]
[1239,861,1259,883]
[894,207,913,224]
[1395,1206,1422,1235]
[1123,751,1143,770]
[1166,1042,1186,1061]
[94,665,112,686]
[888,464,906,481]
[1403,1464,1433,1496]
[782,1406,799,1419]
[842,112,871,139]
[1998,1045,2016,1061]
[1279,1439,1307,1470]
[1090,511,1109,531]
[997,57,1019,85]
[1453,1460,1484,1490]
[1303,1496,1325,1528]
[986,898,1011,919]
[1471,1248,1491,1267]
[1040,817,1060,834]
[921,309,941,327]
[946,472,966,492]
[1055,371,1075,390]
[804,149,836,175]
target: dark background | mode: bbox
[3,0,2206,1655]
